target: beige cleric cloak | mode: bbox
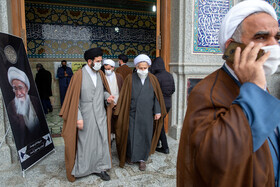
[177,68,274,187]
[59,69,113,182]
[114,73,167,167]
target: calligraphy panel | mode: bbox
[193,0,232,53]
[26,2,156,59]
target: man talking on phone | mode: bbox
[177,0,280,186]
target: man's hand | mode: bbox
[107,95,115,104]
[233,42,270,89]
[77,120,84,130]
[154,114,161,120]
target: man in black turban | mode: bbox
[84,47,103,62]
[60,47,115,182]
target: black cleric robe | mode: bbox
[114,72,166,167]
[127,73,161,162]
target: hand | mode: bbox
[77,120,84,130]
[107,95,115,104]
[154,114,161,120]
[233,42,270,89]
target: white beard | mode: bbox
[15,95,30,116]
[14,95,39,132]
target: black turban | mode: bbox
[84,47,103,61]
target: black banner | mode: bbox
[0,33,55,171]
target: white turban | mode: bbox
[103,59,115,67]
[219,0,277,52]
[134,54,151,66]
[8,67,30,91]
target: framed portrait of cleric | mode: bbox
[0,33,55,174]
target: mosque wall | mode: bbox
[25,2,156,60]
[169,0,280,140]
[0,0,16,170]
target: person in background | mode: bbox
[57,60,73,106]
[177,0,280,186]
[116,54,132,80]
[114,54,166,171]
[103,59,124,105]
[103,59,124,141]
[35,63,53,114]
[150,57,175,154]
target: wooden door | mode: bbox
[156,0,171,132]
[11,0,27,48]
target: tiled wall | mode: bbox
[193,0,280,54]
[193,0,232,53]
[25,2,156,60]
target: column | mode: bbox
[0,0,13,169]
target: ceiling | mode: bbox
[26,0,157,12]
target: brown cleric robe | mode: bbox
[115,64,132,80]
[111,72,123,134]
[115,72,124,92]
[177,68,274,187]
[114,72,167,167]
[59,69,113,182]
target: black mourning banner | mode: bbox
[0,33,55,172]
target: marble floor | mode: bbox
[45,108,64,137]
[1,108,179,186]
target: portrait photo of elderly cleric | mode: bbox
[6,66,47,149]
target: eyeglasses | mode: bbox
[12,85,26,92]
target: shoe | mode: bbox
[49,108,53,113]
[139,161,146,171]
[94,171,110,181]
[126,158,133,165]
[156,147,170,154]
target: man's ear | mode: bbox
[225,39,234,50]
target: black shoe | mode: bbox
[156,147,169,154]
[94,171,110,181]
[49,108,53,113]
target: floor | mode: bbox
[1,108,179,186]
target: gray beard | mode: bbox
[14,95,38,132]
[15,95,30,116]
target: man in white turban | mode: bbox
[103,59,123,142]
[177,0,280,186]
[7,66,42,149]
[103,59,124,105]
[114,54,166,171]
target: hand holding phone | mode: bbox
[222,41,264,63]
[228,41,269,89]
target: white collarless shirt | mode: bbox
[85,65,97,87]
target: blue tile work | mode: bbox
[25,2,156,59]
[193,0,233,53]
[193,0,280,54]
[265,0,280,25]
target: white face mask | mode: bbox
[261,45,280,76]
[92,62,102,71]
[105,69,113,76]
[137,69,148,79]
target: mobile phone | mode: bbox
[222,41,264,63]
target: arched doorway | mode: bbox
[12,0,171,132]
